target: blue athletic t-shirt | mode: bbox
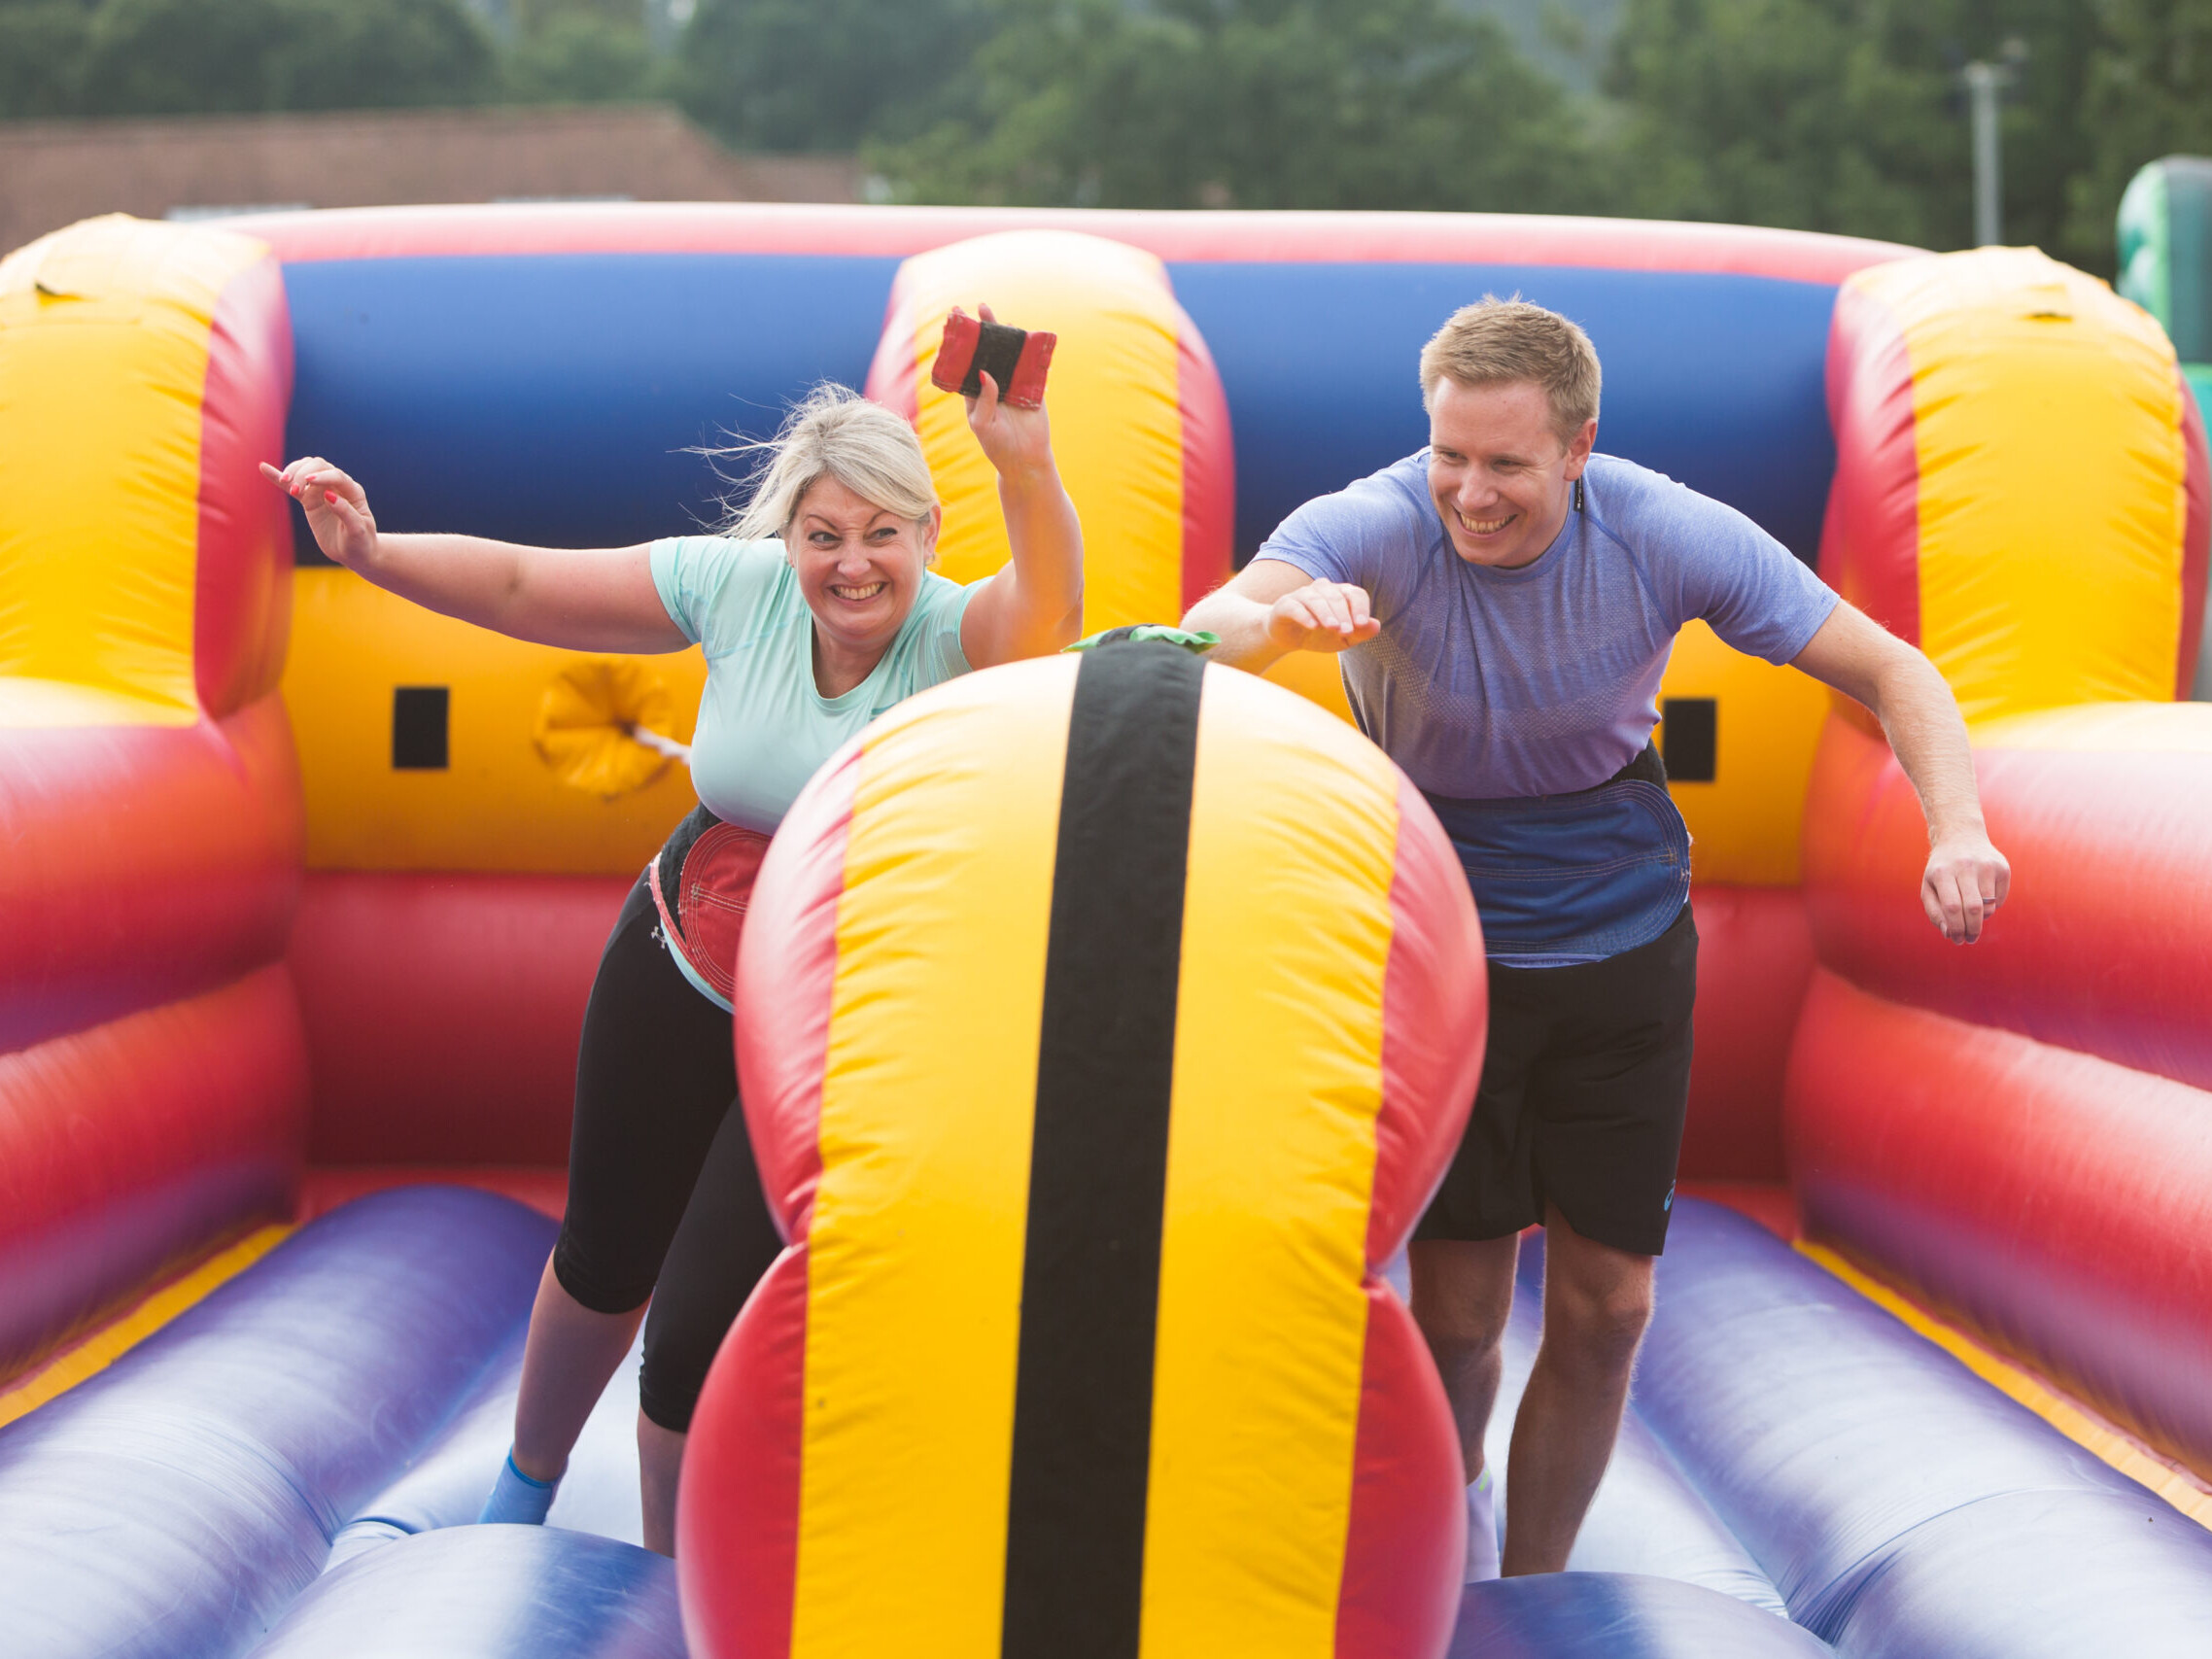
[1260,452,1840,799]
[651,536,975,833]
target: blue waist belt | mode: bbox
[1424,747,1690,967]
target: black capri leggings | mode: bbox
[551,875,787,1432]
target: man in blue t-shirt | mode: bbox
[1184,298,2010,1580]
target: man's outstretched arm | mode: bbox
[1183,557,1379,672]
[1790,601,2011,944]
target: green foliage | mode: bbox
[2068,0,2212,260]
[12,0,2212,277]
[0,3,95,119]
[502,1,660,102]
[1603,0,2106,265]
[0,0,499,118]
[868,0,1610,212]
[673,0,986,152]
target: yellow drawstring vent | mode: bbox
[533,658,690,800]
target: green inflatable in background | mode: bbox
[2119,156,2212,700]
[2119,156,2212,414]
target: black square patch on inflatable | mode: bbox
[1660,697,1717,783]
[393,686,450,770]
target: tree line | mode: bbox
[5,0,2210,274]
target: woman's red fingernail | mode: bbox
[325,491,338,503]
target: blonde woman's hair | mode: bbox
[713,383,939,544]
[1418,297,1601,443]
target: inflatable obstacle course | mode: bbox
[4,201,2212,1655]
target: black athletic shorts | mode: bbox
[1412,902,1697,1258]
[551,874,787,1432]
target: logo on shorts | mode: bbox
[1663,1182,1675,1212]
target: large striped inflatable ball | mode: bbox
[678,639,1487,1659]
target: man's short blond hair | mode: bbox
[1419,297,1601,443]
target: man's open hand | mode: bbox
[1267,579,1379,653]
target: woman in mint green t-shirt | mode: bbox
[265,357,1083,1554]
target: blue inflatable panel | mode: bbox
[0,1188,550,1659]
[1636,1201,2212,1656]
[246,1526,682,1659]
[1485,1254,1790,1617]
[281,254,902,561]
[1448,1573,1834,1657]
[283,252,1839,588]
[1164,262,1840,564]
[327,1324,647,1570]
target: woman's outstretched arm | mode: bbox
[953,326,1086,669]
[262,458,689,654]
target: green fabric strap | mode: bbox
[1063,624,1222,656]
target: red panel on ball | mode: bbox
[1369,772,1487,1263]
[680,1243,809,1659]
[1334,1284,1469,1659]
[734,741,859,1243]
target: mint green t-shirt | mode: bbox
[651,536,976,834]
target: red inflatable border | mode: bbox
[234,201,1918,284]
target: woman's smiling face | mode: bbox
[787,474,942,664]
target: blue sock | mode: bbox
[477,1449,560,1525]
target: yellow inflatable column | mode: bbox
[864,228,1234,636]
[1825,246,2201,725]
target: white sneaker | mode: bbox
[1465,1469,1502,1581]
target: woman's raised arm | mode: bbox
[262,458,690,654]
[951,321,1086,669]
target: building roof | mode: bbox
[0,104,860,255]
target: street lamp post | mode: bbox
[1956,39,2028,248]
[1962,60,2004,247]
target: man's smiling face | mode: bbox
[1426,377,1597,570]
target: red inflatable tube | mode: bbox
[287,871,634,1165]
[1818,279,1920,643]
[1677,886,1815,1182]
[193,249,294,720]
[0,693,303,1056]
[2178,379,2210,698]
[1175,312,1235,613]
[1786,968,2212,1474]
[238,202,1917,284]
[0,964,306,1374]
[1804,710,2212,1091]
